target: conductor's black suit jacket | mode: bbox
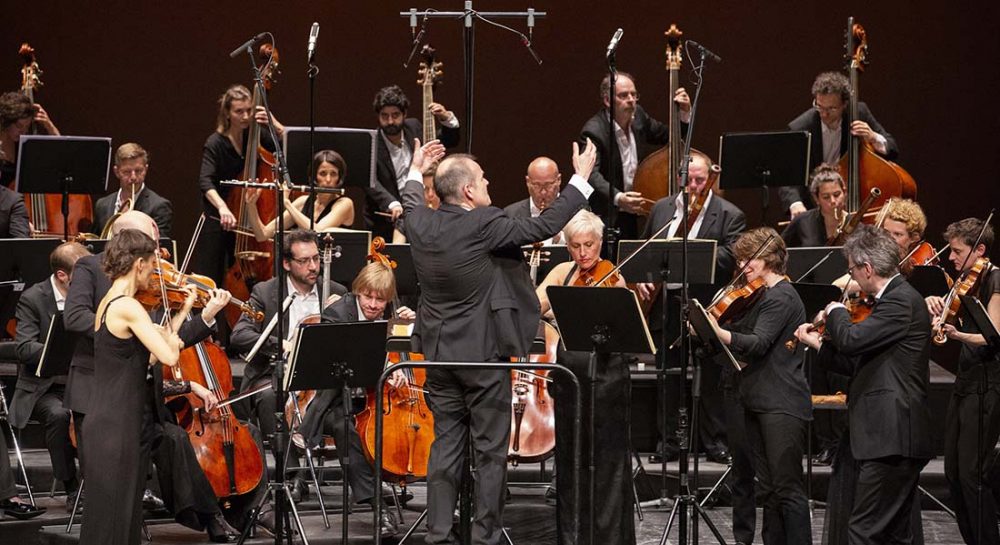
[400,177,587,361]
[815,275,934,461]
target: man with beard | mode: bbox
[364,85,460,240]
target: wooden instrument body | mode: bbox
[508,321,558,463]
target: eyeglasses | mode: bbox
[616,91,640,100]
[812,99,844,114]
[845,262,868,276]
[290,255,321,266]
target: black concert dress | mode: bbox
[79,296,151,545]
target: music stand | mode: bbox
[282,127,378,189]
[688,300,743,371]
[15,135,112,240]
[960,295,1000,351]
[788,247,848,284]
[792,283,844,320]
[719,130,811,225]
[0,239,62,288]
[318,228,372,285]
[910,265,953,298]
[382,244,420,297]
[34,311,75,378]
[284,320,388,545]
[616,239,717,285]
[547,285,653,545]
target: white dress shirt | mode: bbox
[286,278,319,340]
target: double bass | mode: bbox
[417,45,443,210]
[837,18,916,215]
[16,43,94,237]
[223,44,280,324]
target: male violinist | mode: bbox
[637,150,746,466]
[579,72,690,239]
[503,156,565,245]
[925,218,1000,545]
[795,226,933,545]
[92,143,173,238]
[781,72,898,219]
[880,199,928,274]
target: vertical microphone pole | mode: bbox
[604,35,619,262]
[307,23,319,230]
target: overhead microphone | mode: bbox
[229,32,267,58]
[688,40,722,63]
[606,28,624,58]
[307,22,320,63]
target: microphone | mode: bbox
[404,13,428,68]
[307,22,320,64]
[229,32,267,58]
[606,28,624,58]
[688,40,722,63]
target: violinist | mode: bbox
[781,72,898,219]
[702,228,812,545]
[534,209,634,545]
[229,230,347,439]
[580,72,690,239]
[880,198,928,274]
[794,226,933,545]
[243,149,354,241]
[925,218,1000,545]
[502,156,565,245]
[196,84,284,285]
[780,164,847,248]
[92,143,173,238]
[0,90,59,188]
[639,150,745,465]
[291,261,416,538]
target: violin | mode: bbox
[509,321,557,464]
[138,252,263,322]
[932,257,992,345]
[785,289,875,350]
[708,276,767,325]
[574,259,621,287]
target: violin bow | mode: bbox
[707,233,775,309]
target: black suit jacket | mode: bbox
[400,178,587,361]
[580,105,684,238]
[780,102,898,210]
[502,198,531,219]
[816,275,934,461]
[0,185,30,238]
[230,276,348,387]
[780,207,827,248]
[62,252,213,415]
[11,277,60,428]
[365,118,460,238]
[92,187,173,238]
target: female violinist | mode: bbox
[244,149,355,240]
[924,217,1000,544]
[780,165,847,248]
[195,84,284,285]
[702,227,812,545]
[80,229,191,545]
[534,210,633,545]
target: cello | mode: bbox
[17,43,94,238]
[508,321,558,464]
[223,44,280,324]
[837,19,916,215]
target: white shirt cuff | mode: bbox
[440,112,459,128]
[871,133,888,155]
[202,316,216,329]
[613,192,622,206]
[825,302,847,315]
[790,201,805,212]
[399,167,424,192]
[566,174,594,200]
[389,201,402,212]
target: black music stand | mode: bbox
[910,265,953,298]
[788,247,848,284]
[15,135,112,240]
[960,295,1000,351]
[318,229,372,285]
[547,285,654,545]
[0,239,62,288]
[688,300,743,372]
[617,239,717,284]
[284,320,388,545]
[283,127,378,189]
[383,244,420,297]
[35,311,75,378]
[719,130,811,224]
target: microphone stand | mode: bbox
[604,45,620,263]
[308,54,319,230]
[233,37,307,545]
[656,44,727,545]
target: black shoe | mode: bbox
[66,489,83,513]
[206,512,239,543]
[705,449,732,465]
[256,505,275,537]
[289,477,309,503]
[379,509,399,538]
[648,450,679,464]
[142,488,165,511]
[813,446,836,466]
[380,483,413,503]
[505,487,512,503]
[0,499,46,520]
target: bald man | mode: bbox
[503,156,565,244]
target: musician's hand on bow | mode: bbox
[217,205,237,230]
[925,296,945,317]
[396,306,416,321]
[388,204,404,222]
[191,381,220,413]
[572,138,597,180]
[794,323,823,350]
[201,289,231,324]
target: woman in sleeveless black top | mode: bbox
[80,230,192,545]
[535,210,634,545]
[244,149,354,241]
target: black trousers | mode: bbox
[944,378,1000,545]
[302,391,376,504]
[424,368,511,545]
[745,412,810,545]
[30,386,78,484]
[723,391,756,545]
[849,456,927,545]
[0,428,16,500]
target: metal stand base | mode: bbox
[659,493,729,545]
[236,481,309,545]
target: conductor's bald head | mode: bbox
[111,210,159,241]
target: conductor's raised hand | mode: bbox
[412,138,446,175]
[572,138,597,180]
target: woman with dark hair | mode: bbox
[244,149,354,240]
[79,229,195,545]
[0,90,59,187]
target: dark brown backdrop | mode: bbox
[5,1,999,258]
